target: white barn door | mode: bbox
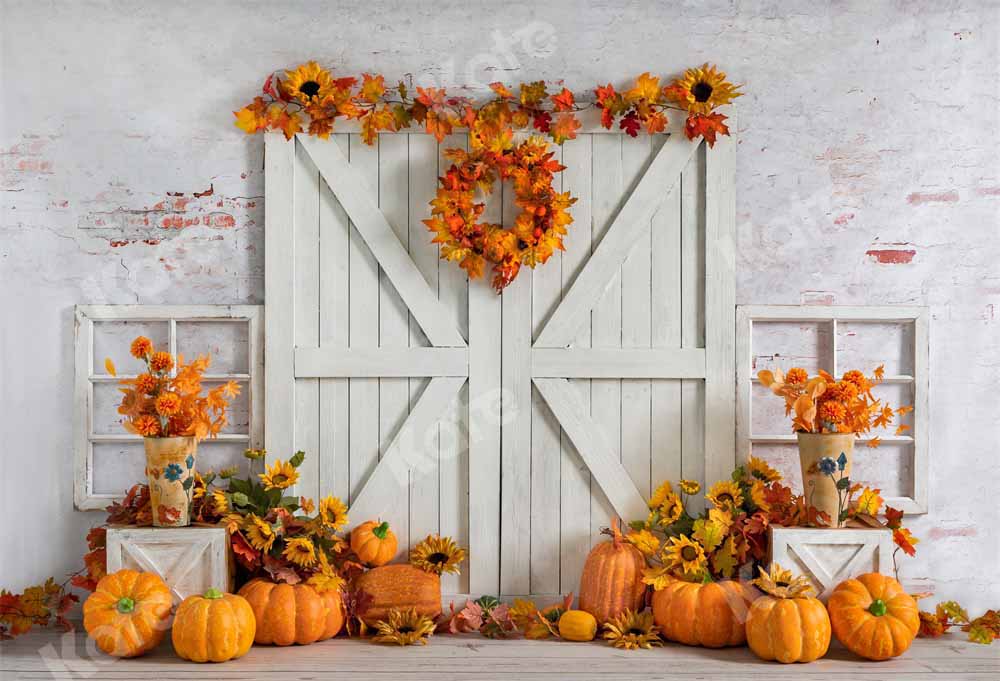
[265,111,735,599]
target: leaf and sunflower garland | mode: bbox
[235,62,741,291]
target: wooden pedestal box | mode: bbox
[105,526,233,605]
[768,525,894,601]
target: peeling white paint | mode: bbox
[0,0,997,610]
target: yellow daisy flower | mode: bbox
[706,480,744,510]
[662,535,707,577]
[747,456,782,483]
[679,479,701,495]
[410,535,465,575]
[244,513,275,552]
[318,495,348,530]
[648,480,673,509]
[283,537,317,567]
[283,61,334,104]
[259,459,299,491]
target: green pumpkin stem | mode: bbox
[868,598,888,617]
[203,587,224,600]
[116,596,136,614]
[372,521,390,540]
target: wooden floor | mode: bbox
[1,629,997,680]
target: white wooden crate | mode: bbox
[768,525,894,601]
[105,526,233,605]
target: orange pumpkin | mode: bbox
[827,572,919,660]
[350,520,398,567]
[171,588,256,662]
[353,564,441,625]
[651,576,758,647]
[82,569,173,657]
[238,579,344,646]
[745,566,830,663]
[578,524,647,624]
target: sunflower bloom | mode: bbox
[747,456,782,483]
[259,459,299,491]
[603,609,662,650]
[679,479,701,495]
[665,63,742,115]
[212,489,229,514]
[662,535,707,577]
[149,351,174,373]
[657,492,684,526]
[131,414,160,437]
[648,480,673,509]
[706,480,744,510]
[154,391,181,416]
[748,479,770,512]
[284,61,334,104]
[410,535,465,575]
[130,336,153,359]
[372,608,436,646]
[283,537,317,567]
[318,495,348,530]
[244,514,275,552]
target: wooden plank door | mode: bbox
[265,109,736,600]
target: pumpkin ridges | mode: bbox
[206,598,233,662]
[295,582,324,644]
[353,564,442,625]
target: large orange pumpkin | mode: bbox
[578,523,646,624]
[238,579,344,646]
[353,564,441,625]
[652,576,758,647]
[350,520,398,567]
[171,588,256,662]
[745,566,830,663]
[82,569,173,657]
[827,572,919,660]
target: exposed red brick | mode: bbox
[866,248,915,264]
[928,526,977,539]
[833,212,855,225]
[906,191,958,205]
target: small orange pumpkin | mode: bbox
[350,520,398,567]
[171,587,256,662]
[82,569,172,657]
[353,564,442,625]
[238,579,344,646]
[827,572,919,660]
[651,576,758,647]
[745,565,831,663]
[578,523,646,623]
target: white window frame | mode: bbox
[74,305,264,510]
[736,305,929,514]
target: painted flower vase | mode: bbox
[144,436,198,527]
[796,432,854,528]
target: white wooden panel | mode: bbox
[535,133,700,349]
[297,348,467,378]
[293,141,321,500]
[264,134,296,464]
[298,135,466,349]
[318,134,352,503]
[589,135,622,540]
[558,135,594,583]
[531,348,705,379]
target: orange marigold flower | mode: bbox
[818,400,846,423]
[825,380,859,403]
[135,373,158,394]
[785,367,808,384]
[149,351,174,373]
[133,414,161,437]
[155,391,182,416]
[842,370,869,391]
[130,336,153,359]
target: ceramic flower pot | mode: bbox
[144,436,198,527]
[796,432,854,528]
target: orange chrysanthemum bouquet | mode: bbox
[106,336,240,527]
[758,365,912,528]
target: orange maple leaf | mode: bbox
[489,82,515,99]
[627,72,661,102]
[550,113,581,144]
[550,87,575,112]
[360,73,386,103]
[684,113,729,146]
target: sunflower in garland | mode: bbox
[665,63,742,116]
[662,535,707,577]
[372,607,436,646]
[706,480,744,511]
[603,609,663,650]
[283,537,317,567]
[283,61,334,104]
[259,459,299,491]
[410,535,466,575]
